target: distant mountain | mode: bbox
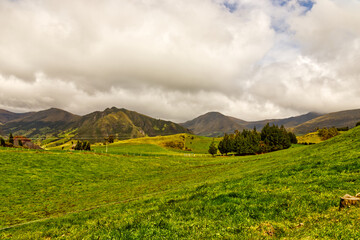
[0,107,191,141]
[181,112,246,137]
[181,112,323,137]
[75,107,191,141]
[0,109,32,125]
[0,108,81,138]
[293,109,360,134]
[243,112,323,130]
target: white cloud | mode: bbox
[0,0,360,122]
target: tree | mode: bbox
[8,133,14,145]
[218,134,232,155]
[208,140,217,156]
[288,132,298,144]
[74,140,91,151]
[105,135,114,144]
[0,137,5,147]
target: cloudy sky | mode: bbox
[0,0,359,122]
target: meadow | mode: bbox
[1,128,360,239]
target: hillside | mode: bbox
[294,109,360,134]
[181,112,246,137]
[182,111,322,136]
[243,112,322,130]
[0,108,80,138]
[0,109,32,125]
[1,126,360,238]
[75,107,191,142]
[0,107,191,142]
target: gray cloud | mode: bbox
[0,0,359,122]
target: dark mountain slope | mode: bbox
[0,109,32,124]
[0,108,81,138]
[293,109,360,134]
[243,112,323,130]
[74,107,192,141]
[181,112,245,137]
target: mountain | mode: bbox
[181,112,323,137]
[0,109,32,125]
[181,112,246,137]
[0,108,81,138]
[0,107,191,141]
[293,109,360,134]
[75,107,191,141]
[243,112,323,130]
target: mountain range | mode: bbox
[1,107,360,141]
[0,107,191,142]
[180,109,360,136]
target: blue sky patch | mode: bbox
[223,1,238,13]
[272,0,314,11]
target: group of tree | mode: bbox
[0,133,16,147]
[213,124,297,156]
[73,140,91,151]
[317,127,339,140]
[104,135,115,144]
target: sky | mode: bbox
[0,0,360,122]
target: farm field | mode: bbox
[1,128,360,239]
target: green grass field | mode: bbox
[1,128,360,239]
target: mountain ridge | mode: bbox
[0,107,191,141]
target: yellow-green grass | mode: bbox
[1,128,360,239]
[297,131,323,144]
[48,133,218,155]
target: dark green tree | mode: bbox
[9,133,14,145]
[288,132,298,144]
[218,134,232,155]
[0,137,5,147]
[74,141,82,150]
[208,140,217,156]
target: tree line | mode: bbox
[209,124,297,156]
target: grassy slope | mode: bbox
[50,133,217,155]
[297,131,323,144]
[1,128,360,239]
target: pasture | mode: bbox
[1,129,360,239]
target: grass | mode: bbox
[297,131,323,144]
[1,128,360,239]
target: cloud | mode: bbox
[0,0,359,122]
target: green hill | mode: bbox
[1,127,360,239]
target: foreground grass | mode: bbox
[1,128,360,239]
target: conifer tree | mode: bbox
[208,140,217,156]
[9,133,14,145]
[0,137,5,147]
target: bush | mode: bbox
[318,127,339,140]
[74,140,91,151]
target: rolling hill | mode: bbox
[0,107,191,142]
[1,124,360,238]
[293,109,360,134]
[182,111,322,136]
